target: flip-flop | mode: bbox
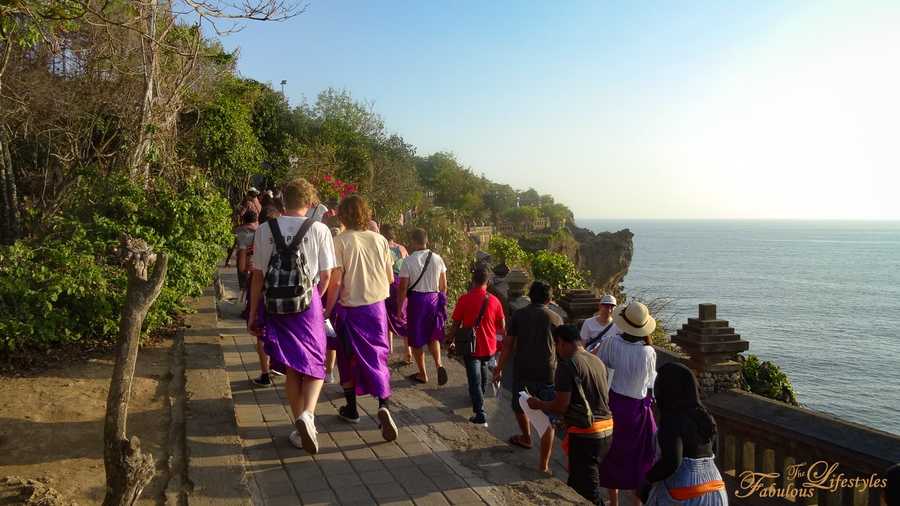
[407,373,427,384]
[437,366,448,386]
[508,435,532,450]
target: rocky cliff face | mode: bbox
[567,225,634,298]
[516,225,634,298]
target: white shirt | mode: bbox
[399,249,446,293]
[580,317,619,347]
[250,216,336,283]
[597,334,657,400]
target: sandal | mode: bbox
[437,366,448,386]
[407,373,427,384]
[508,435,533,449]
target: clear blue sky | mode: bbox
[221,1,900,220]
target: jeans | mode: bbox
[464,355,490,416]
[568,434,612,505]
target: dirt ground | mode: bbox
[0,338,174,505]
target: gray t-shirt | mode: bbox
[555,349,612,432]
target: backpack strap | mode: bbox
[269,218,287,253]
[473,294,490,328]
[585,322,614,351]
[286,217,317,253]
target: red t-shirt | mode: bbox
[452,287,505,358]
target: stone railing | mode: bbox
[656,304,900,506]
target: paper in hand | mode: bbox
[518,391,551,437]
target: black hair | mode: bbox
[241,210,258,224]
[258,206,278,223]
[492,262,510,277]
[472,265,490,286]
[553,324,580,344]
[528,281,551,305]
[381,223,396,242]
[886,463,900,506]
[654,362,717,440]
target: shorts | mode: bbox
[512,379,555,414]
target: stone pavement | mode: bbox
[215,268,589,505]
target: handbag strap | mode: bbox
[407,250,433,293]
[585,321,614,350]
[473,295,490,328]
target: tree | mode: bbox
[530,250,586,296]
[103,236,167,506]
[502,206,540,229]
[487,235,530,269]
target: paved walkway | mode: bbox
[215,269,588,505]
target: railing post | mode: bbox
[671,303,750,397]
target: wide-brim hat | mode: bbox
[613,301,656,337]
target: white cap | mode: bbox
[248,187,260,195]
[600,294,617,306]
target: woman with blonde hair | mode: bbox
[324,195,399,441]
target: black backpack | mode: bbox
[264,218,316,315]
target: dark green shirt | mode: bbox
[555,349,612,429]
[508,304,562,383]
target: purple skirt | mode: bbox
[259,287,327,380]
[335,301,392,399]
[406,291,447,349]
[597,390,658,490]
[385,278,407,337]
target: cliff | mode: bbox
[516,225,634,298]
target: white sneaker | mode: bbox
[289,430,304,449]
[377,407,398,442]
[269,369,285,377]
[325,371,335,384]
[294,411,319,454]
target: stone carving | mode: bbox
[671,304,749,396]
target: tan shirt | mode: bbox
[333,230,393,307]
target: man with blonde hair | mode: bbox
[324,195,399,441]
[249,177,335,454]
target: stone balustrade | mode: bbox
[653,304,899,505]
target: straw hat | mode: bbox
[612,301,656,337]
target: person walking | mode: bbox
[324,195,399,442]
[528,324,613,504]
[247,178,335,454]
[235,209,258,301]
[641,362,727,506]
[596,301,659,505]
[493,281,562,473]
[397,228,449,385]
[581,294,619,353]
[449,266,505,426]
[380,224,409,360]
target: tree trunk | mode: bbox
[129,1,159,181]
[103,236,168,506]
[0,126,21,245]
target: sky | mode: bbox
[219,1,900,220]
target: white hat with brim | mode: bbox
[600,294,617,306]
[612,301,656,337]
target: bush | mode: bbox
[530,250,587,297]
[487,235,530,269]
[0,171,231,353]
[740,354,799,405]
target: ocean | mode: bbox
[578,219,900,436]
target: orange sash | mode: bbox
[668,480,725,500]
[561,418,614,456]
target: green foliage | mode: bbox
[487,235,530,269]
[740,354,799,405]
[530,250,587,297]
[502,206,541,227]
[192,79,266,189]
[0,172,231,352]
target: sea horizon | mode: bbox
[577,218,900,436]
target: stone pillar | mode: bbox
[671,304,749,397]
[505,269,531,314]
[558,289,603,326]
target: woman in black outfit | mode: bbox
[643,362,728,506]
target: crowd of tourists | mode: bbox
[227,178,900,506]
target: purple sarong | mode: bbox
[406,291,447,349]
[335,301,392,399]
[597,390,657,490]
[258,287,327,380]
[385,278,407,337]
